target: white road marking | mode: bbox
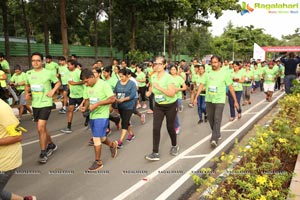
[113,91,284,200]
[154,92,284,200]
[221,129,238,132]
[180,155,209,159]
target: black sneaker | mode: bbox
[39,152,48,164]
[88,160,103,171]
[60,127,72,134]
[46,143,58,156]
[145,152,160,161]
[210,140,218,148]
[204,115,208,122]
[170,145,179,156]
[198,119,203,124]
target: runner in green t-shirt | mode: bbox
[170,65,187,134]
[10,65,33,120]
[25,52,61,164]
[251,62,262,93]
[135,65,147,109]
[57,56,69,114]
[193,64,208,124]
[262,61,279,102]
[193,55,239,148]
[145,56,179,161]
[228,61,244,121]
[242,63,254,105]
[60,59,84,134]
[45,55,59,78]
[80,68,118,171]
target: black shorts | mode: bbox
[60,84,68,92]
[33,106,52,122]
[69,97,83,106]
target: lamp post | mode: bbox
[232,38,247,61]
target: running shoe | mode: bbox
[59,108,66,114]
[170,145,179,156]
[110,141,118,158]
[142,104,147,109]
[57,95,63,100]
[136,104,141,109]
[198,119,203,124]
[145,152,160,161]
[117,141,124,149]
[60,127,73,134]
[188,103,194,108]
[88,160,103,171]
[126,134,136,142]
[39,152,48,164]
[210,140,218,148]
[46,143,58,156]
[141,114,146,124]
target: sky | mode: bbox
[209,0,300,39]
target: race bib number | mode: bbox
[31,84,43,92]
[233,82,239,87]
[208,86,217,95]
[266,74,273,81]
[155,95,166,103]
[90,97,100,105]
[117,93,125,99]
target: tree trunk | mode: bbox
[42,0,49,55]
[109,0,113,63]
[1,0,10,60]
[94,7,98,60]
[59,0,69,58]
[129,5,136,51]
[21,0,31,68]
[167,17,173,63]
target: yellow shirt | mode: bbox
[0,70,7,88]
[0,99,22,171]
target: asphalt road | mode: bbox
[5,90,285,200]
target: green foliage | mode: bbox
[291,79,300,94]
[193,93,300,199]
[126,49,150,63]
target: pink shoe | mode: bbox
[147,109,153,114]
[136,104,141,109]
[142,104,147,109]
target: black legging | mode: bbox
[138,86,147,101]
[152,101,177,153]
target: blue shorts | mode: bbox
[90,118,109,138]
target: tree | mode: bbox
[21,0,31,67]
[1,0,10,60]
[59,0,69,58]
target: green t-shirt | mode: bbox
[151,73,177,104]
[129,67,137,73]
[45,61,59,77]
[205,64,212,73]
[0,60,11,80]
[58,65,69,85]
[86,79,114,119]
[172,75,185,99]
[193,73,207,96]
[68,68,83,98]
[105,77,118,91]
[263,67,278,84]
[279,65,285,78]
[230,70,243,91]
[26,69,58,108]
[253,68,262,81]
[0,70,7,88]
[200,70,233,104]
[112,72,120,80]
[11,72,27,91]
[136,71,146,87]
[242,70,254,86]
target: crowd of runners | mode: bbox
[1,51,300,199]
